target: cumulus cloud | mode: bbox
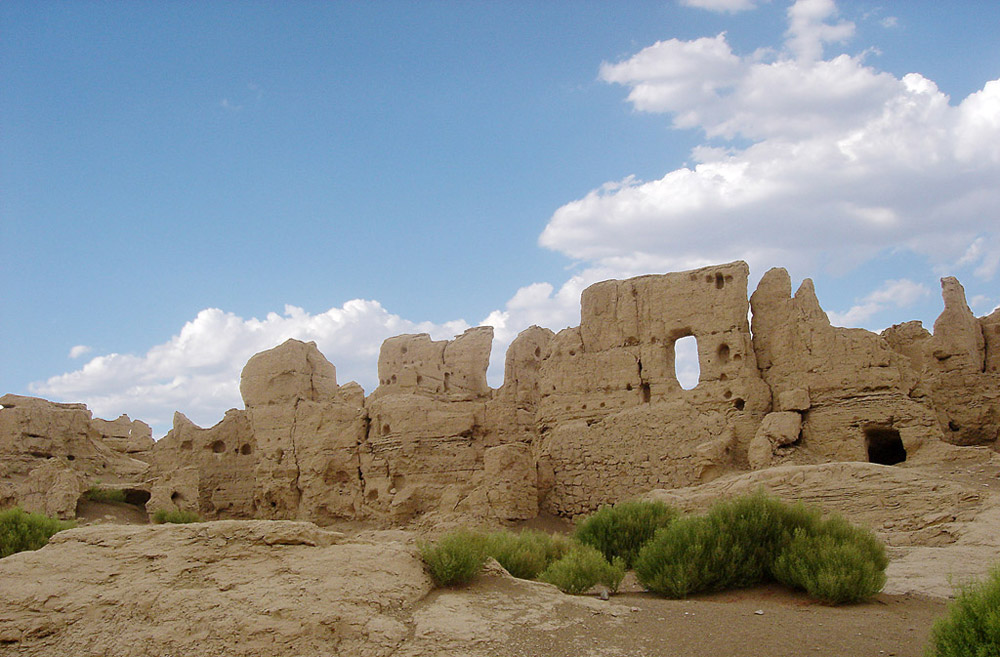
[68,345,93,359]
[32,301,470,436]
[542,0,1000,284]
[826,278,930,328]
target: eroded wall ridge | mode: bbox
[4,261,998,523]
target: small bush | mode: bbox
[772,527,887,603]
[702,490,821,588]
[85,486,127,504]
[151,509,202,524]
[925,567,1000,657]
[0,507,74,558]
[418,529,488,587]
[539,544,626,595]
[634,516,735,597]
[485,529,572,580]
[574,499,678,568]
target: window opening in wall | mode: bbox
[674,335,700,390]
[865,427,906,465]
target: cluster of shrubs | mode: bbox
[632,492,887,603]
[419,492,888,604]
[0,507,74,558]
[418,526,625,594]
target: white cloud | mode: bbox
[679,0,766,15]
[827,278,930,328]
[784,0,854,62]
[541,1,1000,285]
[32,301,470,437]
[68,345,93,359]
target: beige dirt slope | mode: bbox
[3,455,1000,657]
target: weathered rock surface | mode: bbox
[3,261,999,525]
[241,339,368,523]
[0,395,150,518]
[147,409,256,518]
[0,521,431,656]
[535,263,771,514]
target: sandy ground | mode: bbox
[496,582,945,657]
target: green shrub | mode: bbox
[634,516,735,597]
[574,499,678,568]
[85,485,127,504]
[539,544,626,595]
[701,490,821,588]
[772,527,887,603]
[485,529,572,580]
[925,567,1000,657]
[634,492,886,604]
[151,509,202,524]
[0,507,74,558]
[418,529,488,587]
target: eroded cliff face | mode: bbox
[0,394,150,519]
[882,277,1000,448]
[4,261,999,523]
[535,263,771,515]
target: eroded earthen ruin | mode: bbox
[2,262,998,523]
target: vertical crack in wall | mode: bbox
[289,398,303,512]
[356,414,370,511]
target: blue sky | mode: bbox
[3,0,999,437]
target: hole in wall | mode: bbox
[640,383,651,403]
[733,398,745,411]
[715,272,725,289]
[865,427,906,465]
[717,343,730,364]
[674,335,700,390]
[240,443,253,455]
[124,489,151,506]
[210,440,226,454]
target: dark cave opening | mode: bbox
[865,427,906,465]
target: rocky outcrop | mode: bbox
[240,339,368,523]
[4,261,999,525]
[0,395,150,518]
[0,521,433,657]
[147,409,256,518]
[881,279,1000,448]
[535,262,771,515]
[750,269,943,466]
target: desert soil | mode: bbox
[7,453,1000,656]
[492,580,945,657]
